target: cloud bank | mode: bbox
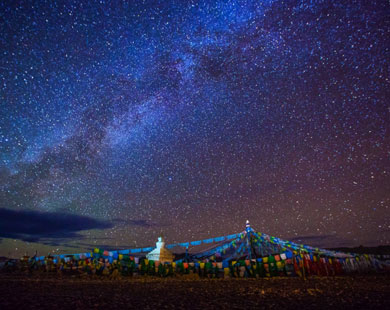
[0,208,113,243]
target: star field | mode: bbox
[0,0,389,257]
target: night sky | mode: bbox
[1,0,389,258]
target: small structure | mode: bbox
[146,237,174,263]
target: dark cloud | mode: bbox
[39,237,114,248]
[0,208,113,243]
[114,218,167,228]
[126,219,153,227]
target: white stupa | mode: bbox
[146,237,174,263]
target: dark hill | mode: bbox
[328,245,390,255]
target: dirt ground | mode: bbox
[0,273,389,309]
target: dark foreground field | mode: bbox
[1,274,389,309]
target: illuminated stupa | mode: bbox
[146,237,174,263]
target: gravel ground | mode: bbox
[0,273,389,309]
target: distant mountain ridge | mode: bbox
[327,245,390,255]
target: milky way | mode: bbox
[0,0,389,257]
